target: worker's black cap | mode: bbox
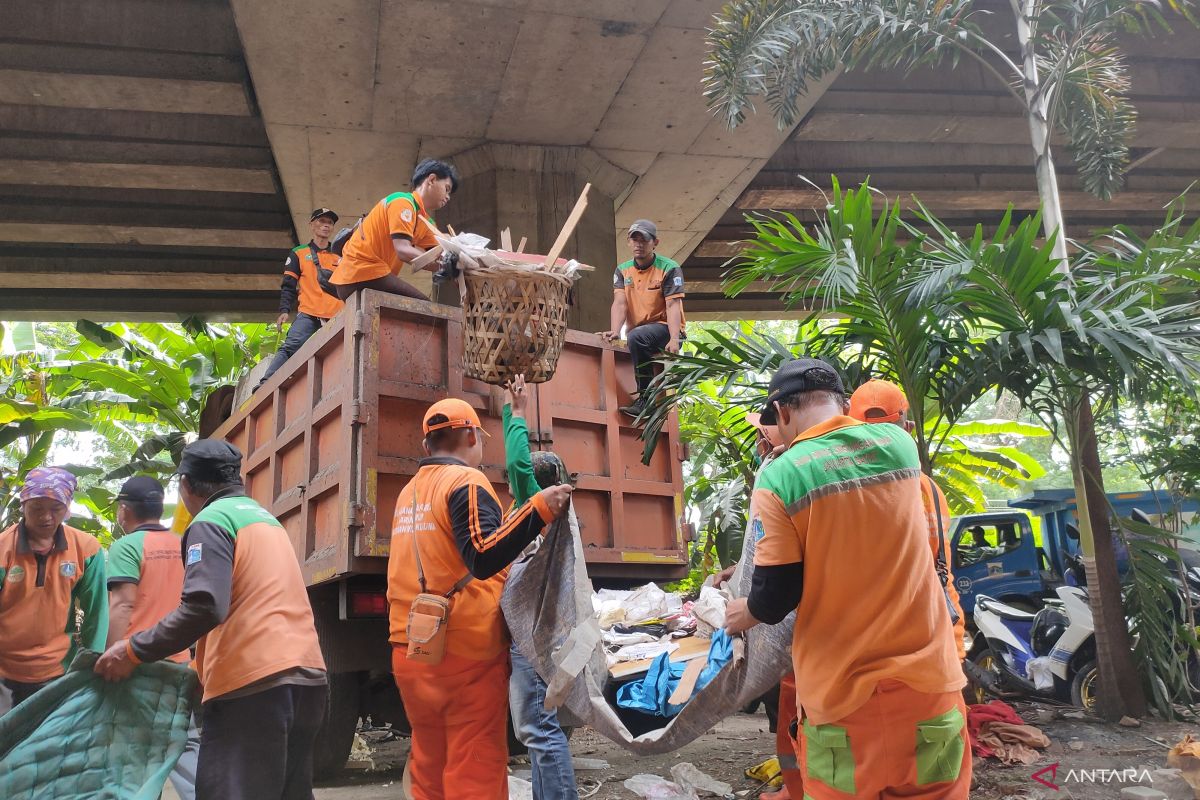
[760,358,846,425]
[310,207,339,223]
[116,476,165,504]
[176,439,243,483]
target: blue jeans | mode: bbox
[509,645,576,800]
[260,312,324,384]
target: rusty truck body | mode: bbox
[212,290,688,772]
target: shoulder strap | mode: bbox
[408,487,473,599]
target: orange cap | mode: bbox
[422,398,489,436]
[848,379,908,424]
[746,412,781,448]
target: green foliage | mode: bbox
[705,0,1194,201]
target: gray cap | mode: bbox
[628,219,658,240]
[176,439,243,484]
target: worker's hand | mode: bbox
[599,330,619,343]
[724,597,761,636]
[713,562,738,589]
[275,312,289,330]
[505,374,528,418]
[538,483,574,519]
[665,338,680,355]
[95,639,138,682]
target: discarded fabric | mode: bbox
[967,700,1050,765]
[616,631,734,717]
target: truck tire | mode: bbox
[313,671,363,781]
[1070,660,1098,711]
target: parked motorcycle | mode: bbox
[968,585,1099,710]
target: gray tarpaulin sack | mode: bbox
[501,508,795,755]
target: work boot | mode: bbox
[761,788,791,800]
[619,398,646,418]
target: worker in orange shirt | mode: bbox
[725,358,969,800]
[329,159,459,301]
[388,398,573,799]
[848,379,967,660]
[105,475,198,800]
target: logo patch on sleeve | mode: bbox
[186,543,203,566]
[400,208,414,223]
[673,275,683,287]
[751,518,765,542]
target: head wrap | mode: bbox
[20,467,77,507]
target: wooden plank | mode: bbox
[542,183,590,269]
[667,657,707,705]
[0,271,279,291]
[500,227,513,251]
[0,160,275,194]
[609,635,712,680]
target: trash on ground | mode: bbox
[671,761,734,796]
[624,773,699,799]
[968,700,1051,765]
[1167,735,1200,798]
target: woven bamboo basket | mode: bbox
[461,258,574,385]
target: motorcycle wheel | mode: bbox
[1071,660,1098,711]
[967,648,1001,706]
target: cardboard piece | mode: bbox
[609,635,711,680]
[667,656,707,705]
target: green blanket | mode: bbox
[0,650,198,800]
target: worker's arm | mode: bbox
[279,252,300,321]
[664,297,684,354]
[69,548,110,663]
[737,490,805,629]
[503,405,539,508]
[128,523,234,663]
[601,290,627,341]
[390,196,439,272]
[107,583,137,647]
[391,236,429,267]
[448,484,563,579]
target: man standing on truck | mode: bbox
[105,475,199,800]
[257,207,345,388]
[328,159,459,301]
[600,219,685,418]
[387,398,573,799]
[503,376,577,800]
[848,379,967,660]
[724,358,969,800]
[0,467,108,710]
[95,440,327,800]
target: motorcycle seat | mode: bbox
[976,595,1037,621]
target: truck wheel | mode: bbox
[966,648,1001,706]
[1070,661,1098,711]
[313,671,363,781]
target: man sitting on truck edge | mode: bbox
[724,358,969,800]
[96,439,327,800]
[600,219,685,419]
[502,375,577,800]
[106,476,199,800]
[387,398,573,800]
[848,378,967,661]
[328,159,459,301]
[257,207,345,389]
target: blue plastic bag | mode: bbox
[616,630,734,717]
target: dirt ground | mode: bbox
[312,702,1200,799]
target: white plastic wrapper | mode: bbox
[1025,655,1056,690]
[691,586,729,636]
[623,583,670,623]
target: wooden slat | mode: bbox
[0,160,275,194]
[0,271,279,291]
[739,188,1182,213]
[0,222,292,249]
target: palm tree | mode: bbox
[703,0,1196,719]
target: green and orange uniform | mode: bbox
[281,241,343,321]
[749,417,969,800]
[387,401,555,800]
[329,192,438,286]
[106,522,189,664]
[613,253,686,331]
[0,523,108,701]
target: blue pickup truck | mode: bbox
[950,489,1200,616]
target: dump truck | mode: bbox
[212,290,690,775]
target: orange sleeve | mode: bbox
[752,488,804,567]
[386,197,420,240]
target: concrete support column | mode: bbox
[438,144,635,333]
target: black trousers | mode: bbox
[196,683,327,800]
[2,677,51,708]
[260,313,324,384]
[626,322,672,395]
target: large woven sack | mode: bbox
[461,265,571,385]
[501,507,795,755]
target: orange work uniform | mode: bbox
[751,417,969,800]
[330,192,438,286]
[388,456,552,800]
[921,477,967,660]
[281,242,343,320]
[0,523,108,687]
[106,523,189,663]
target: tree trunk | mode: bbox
[1010,0,1070,268]
[1070,394,1147,720]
